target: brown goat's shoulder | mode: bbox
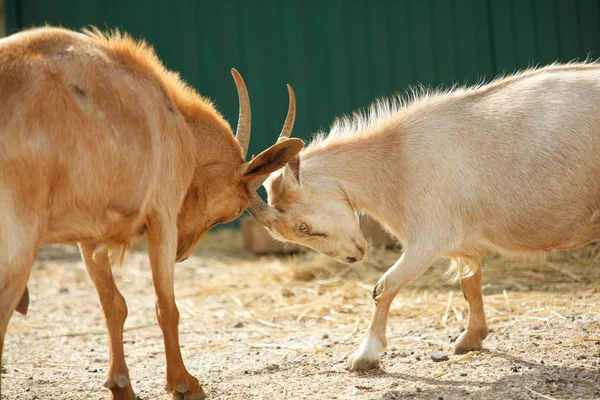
[83,27,234,140]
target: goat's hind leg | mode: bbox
[453,257,488,354]
[79,243,135,400]
[0,224,40,394]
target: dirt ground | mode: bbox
[2,229,600,400]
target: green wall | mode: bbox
[4,1,600,230]
[6,0,600,157]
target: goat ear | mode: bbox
[239,138,304,181]
[283,155,301,188]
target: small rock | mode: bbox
[233,322,244,328]
[460,372,468,377]
[577,354,587,360]
[399,351,410,357]
[59,287,69,294]
[416,388,422,393]
[430,352,449,362]
[265,363,280,372]
[415,355,422,361]
[322,334,329,339]
[459,326,466,333]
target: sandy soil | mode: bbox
[2,230,600,400]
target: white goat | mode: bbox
[247,62,600,370]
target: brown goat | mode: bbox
[0,26,302,399]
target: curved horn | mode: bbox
[247,84,298,227]
[246,184,281,228]
[231,68,251,159]
[251,84,297,189]
[277,85,296,143]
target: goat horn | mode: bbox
[277,85,296,142]
[251,84,297,189]
[246,184,280,228]
[231,68,251,159]
[247,83,297,227]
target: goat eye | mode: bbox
[299,223,309,233]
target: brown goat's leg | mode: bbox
[347,249,437,371]
[454,263,488,354]
[79,243,135,400]
[0,228,39,396]
[0,272,32,397]
[147,217,205,400]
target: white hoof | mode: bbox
[346,335,384,371]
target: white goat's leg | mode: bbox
[454,262,488,354]
[347,249,438,371]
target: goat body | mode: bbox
[255,63,600,370]
[0,26,302,398]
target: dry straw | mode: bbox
[11,228,600,370]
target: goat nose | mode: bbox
[346,256,358,263]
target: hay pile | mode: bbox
[4,228,600,399]
[173,229,600,356]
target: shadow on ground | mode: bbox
[373,352,600,400]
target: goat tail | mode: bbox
[91,240,132,269]
[444,256,479,284]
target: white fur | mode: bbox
[264,62,600,370]
[347,333,385,370]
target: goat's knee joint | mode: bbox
[372,281,384,303]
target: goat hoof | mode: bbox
[453,330,485,354]
[171,392,206,400]
[166,375,205,400]
[104,372,135,400]
[347,350,381,371]
[347,355,380,371]
[107,383,136,400]
[170,388,206,400]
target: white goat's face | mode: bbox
[264,159,367,264]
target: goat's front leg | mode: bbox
[147,216,205,400]
[347,248,438,371]
[79,243,135,400]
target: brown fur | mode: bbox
[0,26,302,399]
